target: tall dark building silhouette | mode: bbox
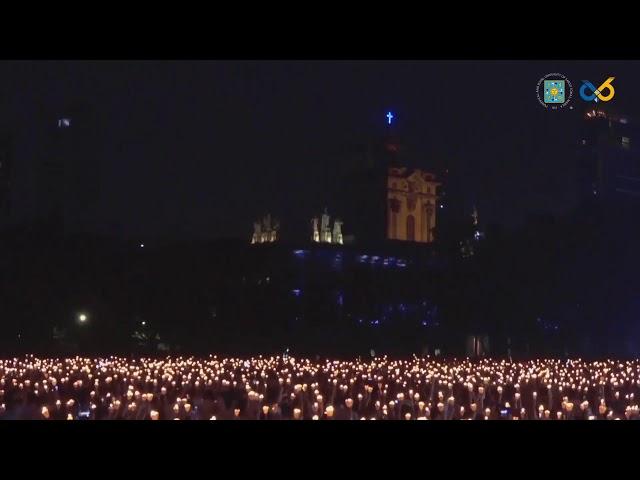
[332,134,394,245]
[0,132,12,221]
[333,113,440,245]
[577,108,640,203]
[36,102,101,234]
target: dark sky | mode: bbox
[2,60,640,241]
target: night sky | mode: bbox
[2,60,640,241]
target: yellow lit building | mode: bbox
[387,167,440,243]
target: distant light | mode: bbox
[620,118,628,124]
[78,313,88,323]
[140,243,145,248]
[440,204,444,209]
[386,111,394,125]
[141,321,146,326]
[292,289,301,297]
[57,118,71,128]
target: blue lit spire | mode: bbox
[386,111,394,125]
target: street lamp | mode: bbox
[78,313,88,324]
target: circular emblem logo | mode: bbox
[536,73,573,110]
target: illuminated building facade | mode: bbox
[387,167,440,243]
[251,213,279,244]
[311,209,343,245]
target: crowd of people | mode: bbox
[1,355,639,420]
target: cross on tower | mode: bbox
[386,111,394,125]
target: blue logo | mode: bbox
[579,77,615,103]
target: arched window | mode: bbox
[407,215,415,241]
[422,205,428,241]
[388,199,400,239]
[424,205,433,242]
